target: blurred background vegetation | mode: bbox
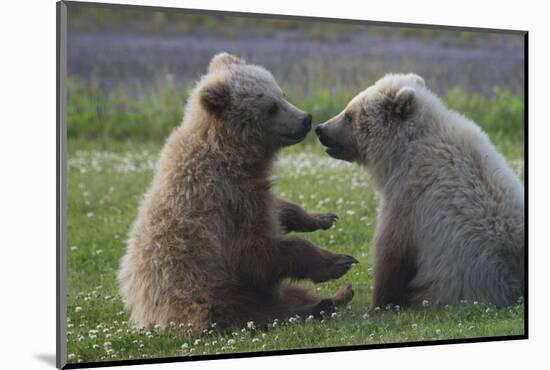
[66,3,525,149]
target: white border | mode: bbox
[1,0,548,369]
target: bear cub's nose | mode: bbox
[302,114,312,132]
[315,124,323,137]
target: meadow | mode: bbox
[65,78,525,364]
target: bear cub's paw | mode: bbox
[314,212,339,230]
[312,254,358,283]
[333,282,354,306]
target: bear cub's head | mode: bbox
[196,52,312,150]
[315,73,426,165]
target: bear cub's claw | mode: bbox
[315,254,358,282]
[315,212,339,230]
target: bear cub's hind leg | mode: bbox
[281,283,354,319]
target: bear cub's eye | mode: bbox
[344,112,353,124]
[268,102,279,116]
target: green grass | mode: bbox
[67,77,524,150]
[65,86,525,364]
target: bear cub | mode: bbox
[316,73,524,308]
[118,53,357,332]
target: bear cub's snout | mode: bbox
[302,113,313,133]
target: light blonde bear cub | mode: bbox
[316,73,524,309]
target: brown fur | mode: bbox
[118,53,357,332]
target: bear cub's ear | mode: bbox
[407,73,425,88]
[208,52,245,72]
[200,80,231,116]
[392,87,416,118]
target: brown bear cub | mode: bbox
[316,73,524,309]
[118,53,357,332]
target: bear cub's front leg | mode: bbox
[276,198,339,233]
[272,236,358,283]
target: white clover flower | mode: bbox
[89,334,97,339]
[75,306,83,313]
[247,321,255,330]
[68,353,76,360]
[70,246,78,251]
[305,315,314,322]
[194,339,201,345]
[181,343,189,350]
[362,313,370,320]
[331,312,338,318]
[252,338,260,343]
[169,321,176,328]
[435,329,441,335]
[227,339,236,346]
[92,344,100,349]
[78,335,85,342]
[346,210,355,216]
[422,300,430,307]
[411,323,418,330]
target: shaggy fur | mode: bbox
[316,73,524,308]
[118,53,357,332]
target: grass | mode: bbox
[67,77,524,151]
[65,85,525,364]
